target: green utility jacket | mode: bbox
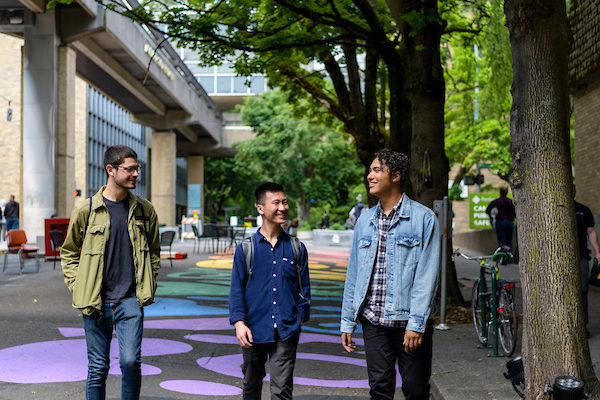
[61,186,161,316]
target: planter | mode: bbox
[296,230,313,240]
[313,229,354,246]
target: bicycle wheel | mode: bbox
[497,289,518,356]
[471,279,490,344]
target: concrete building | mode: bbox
[0,0,254,243]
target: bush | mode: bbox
[329,223,347,231]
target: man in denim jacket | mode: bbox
[341,149,441,400]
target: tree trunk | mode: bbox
[388,0,448,210]
[505,0,600,397]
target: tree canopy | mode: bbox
[235,89,364,225]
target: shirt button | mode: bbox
[272,315,275,318]
[271,248,274,251]
[273,301,276,305]
[273,261,276,264]
[273,273,276,277]
[273,288,277,291]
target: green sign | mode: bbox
[480,163,492,169]
[469,193,496,229]
[469,192,513,229]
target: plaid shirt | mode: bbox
[363,198,407,328]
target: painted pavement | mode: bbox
[0,250,402,397]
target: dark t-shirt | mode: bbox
[4,201,19,219]
[103,197,135,302]
[576,201,595,259]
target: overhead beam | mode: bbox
[72,37,166,116]
[18,0,45,13]
[177,125,198,143]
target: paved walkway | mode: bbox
[0,237,598,399]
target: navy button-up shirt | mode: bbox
[229,230,310,344]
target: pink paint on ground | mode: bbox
[160,380,242,396]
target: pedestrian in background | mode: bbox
[61,145,161,400]
[574,184,600,335]
[341,149,441,400]
[229,182,310,400]
[486,186,516,261]
[321,211,330,229]
[4,195,19,231]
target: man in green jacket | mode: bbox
[61,145,160,400]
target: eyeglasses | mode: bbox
[111,164,142,174]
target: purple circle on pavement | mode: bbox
[197,352,401,388]
[160,380,242,395]
[0,338,192,383]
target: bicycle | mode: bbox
[455,247,518,357]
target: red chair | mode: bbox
[4,229,40,274]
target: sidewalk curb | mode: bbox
[430,378,444,400]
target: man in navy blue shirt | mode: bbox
[229,182,310,400]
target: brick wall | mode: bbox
[0,34,23,211]
[74,78,87,204]
[573,77,600,213]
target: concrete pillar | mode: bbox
[187,155,204,220]
[56,45,77,218]
[151,131,176,226]
[22,13,59,240]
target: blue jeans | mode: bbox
[82,297,143,400]
[6,218,19,231]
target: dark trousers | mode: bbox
[361,319,433,400]
[581,257,590,325]
[495,220,514,251]
[241,331,300,400]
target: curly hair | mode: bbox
[374,148,410,187]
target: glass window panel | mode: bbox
[216,63,234,74]
[249,76,265,93]
[186,63,214,74]
[233,77,247,93]
[199,76,215,93]
[217,76,232,93]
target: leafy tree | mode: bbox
[443,0,512,185]
[203,155,257,222]
[235,89,363,226]
[55,0,440,205]
[505,0,600,397]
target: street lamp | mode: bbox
[545,376,589,400]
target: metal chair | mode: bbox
[160,230,176,268]
[49,230,65,270]
[200,223,218,253]
[225,226,247,253]
[215,225,233,253]
[4,229,40,274]
[191,224,201,254]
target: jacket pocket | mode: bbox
[396,236,420,267]
[83,225,106,255]
[134,221,150,251]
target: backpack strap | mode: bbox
[290,235,309,305]
[242,236,254,277]
[135,195,151,243]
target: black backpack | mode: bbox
[241,235,309,304]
